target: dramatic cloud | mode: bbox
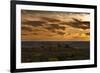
[21,10,90,41]
[32,29,44,32]
[56,31,65,35]
[40,17,61,22]
[60,18,90,30]
[21,33,28,36]
[49,24,66,30]
[21,25,32,31]
[22,20,46,27]
[45,27,56,33]
[85,32,90,35]
[44,23,66,34]
[32,33,38,35]
[71,18,90,30]
[46,24,66,31]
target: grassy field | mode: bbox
[21,41,90,63]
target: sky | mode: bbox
[21,10,90,41]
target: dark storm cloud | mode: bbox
[41,17,61,22]
[22,21,46,27]
[21,26,32,31]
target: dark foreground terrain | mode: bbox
[21,41,90,63]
